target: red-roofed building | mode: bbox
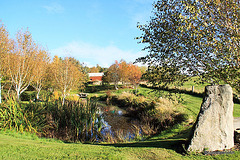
[88,73,104,84]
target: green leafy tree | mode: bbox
[136,0,240,92]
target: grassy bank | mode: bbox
[1,130,240,160]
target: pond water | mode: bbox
[98,104,143,142]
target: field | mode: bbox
[1,83,240,160]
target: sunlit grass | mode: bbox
[1,81,240,159]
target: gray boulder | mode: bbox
[187,84,234,152]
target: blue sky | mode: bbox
[0,0,153,67]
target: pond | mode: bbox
[97,103,143,142]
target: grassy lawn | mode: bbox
[1,83,240,159]
[1,129,240,160]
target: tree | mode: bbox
[127,63,142,91]
[108,61,120,90]
[52,56,85,105]
[136,0,240,92]
[68,57,88,91]
[89,66,99,73]
[0,22,11,103]
[118,60,129,85]
[7,29,37,101]
[102,70,111,85]
[31,46,50,100]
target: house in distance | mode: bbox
[88,73,104,85]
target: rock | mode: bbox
[187,84,234,152]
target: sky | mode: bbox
[0,0,154,67]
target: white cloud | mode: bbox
[43,3,64,13]
[50,41,146,67]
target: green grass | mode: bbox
[1,130,240,160]
[1,82,240,159]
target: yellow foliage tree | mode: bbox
[6,29,38,101]
[32,46,50,100]
[51,56,85,105]
[0,22,11,103]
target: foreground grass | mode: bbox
[0,131,184,160]
[1,130,240,160]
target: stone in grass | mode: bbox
[187,84,234,152]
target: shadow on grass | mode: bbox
[140,84,204,99]
[140,84,240,104]
[96,127,193,154]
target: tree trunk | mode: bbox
[16,86,21,102]
[36,89,40,100]
[62,92,66,106]
[114,82,118,90]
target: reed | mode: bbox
[0,96,35,133]
[0,96,103,142]
[43,99,103,142]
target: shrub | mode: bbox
[52,91,60,100]
[65,94,80,101]
[0,96,35,133]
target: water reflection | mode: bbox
[97,105,143,142]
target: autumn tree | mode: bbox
[31,46,50,100]
[127,63,142,91]
[108,61,120,90]
[89,66,99,73]
[7,29,38,101]
[104,60,143,90]
[118,60,129,85]
[69,57,88,91]
[0,22,11,103]
[52,56,85,105]
[136,0,240,92]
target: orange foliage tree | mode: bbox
[118,60,129,85]
[127,63,142,91]
[104,60,142,90]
